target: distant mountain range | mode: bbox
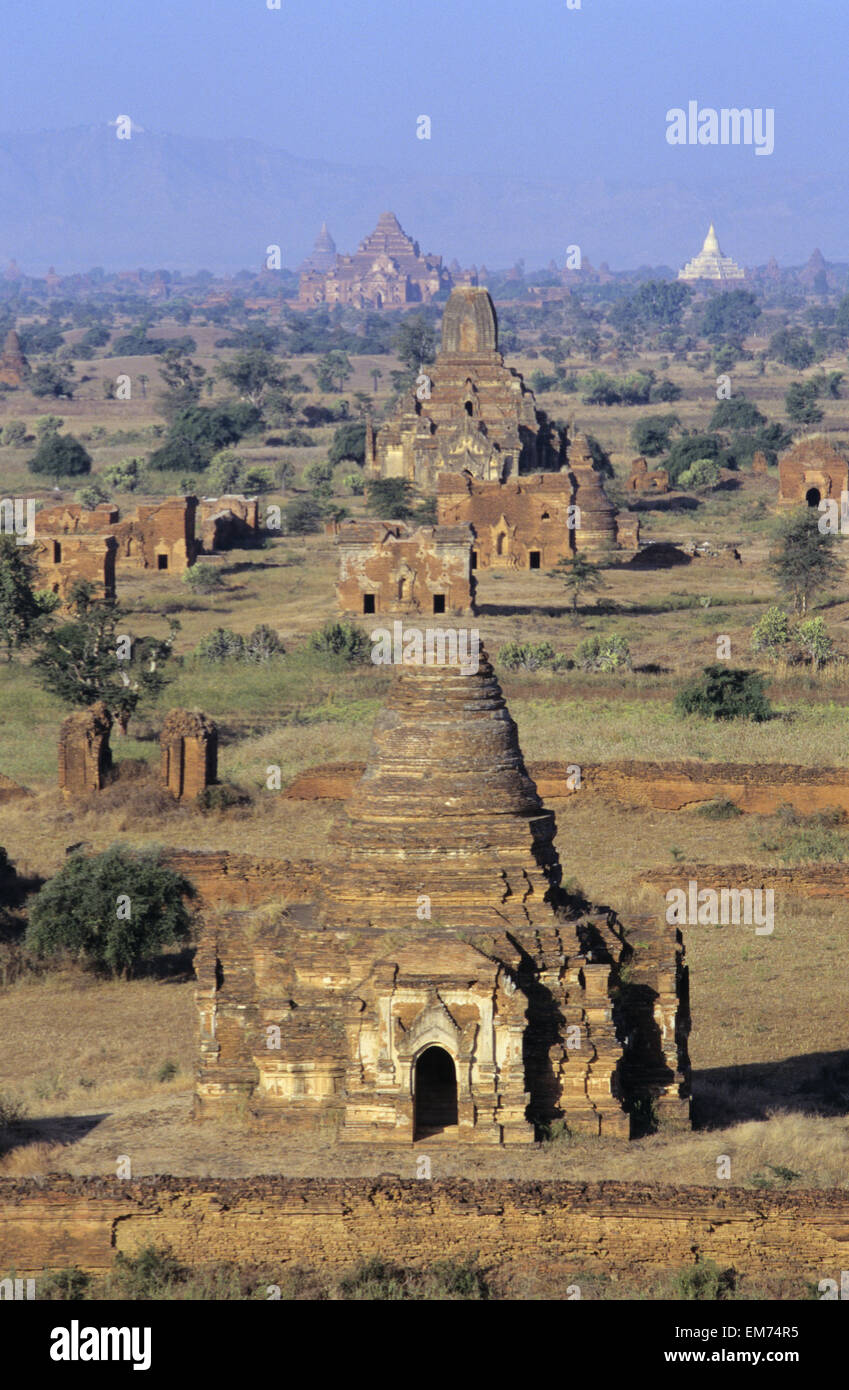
[0,125,844,275]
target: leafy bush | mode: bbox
[695,798,743,820]
[103,456,145,492]
[38,1269,93,1301]
[796,616,834,670]
[156,1060,178,1083]
[109,1245,189,1300]
[751,606,791,660]
[670,1260,737,1301]
[241,467,274,494]
[25,847,193,978]
[574,633,631,672]
[28,431,92,479]
[674,666,772,722]
[308,621,369,661]
[328,421,367,467]
[677,458,722,490]
[243,624,284,662]
[496,640,559,672]
[183,563,225,594]
[1,419,27,447]
[282,498,323,535]
[194,628,245,661]
[196,783,252,813]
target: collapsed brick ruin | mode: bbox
[33,496,199,592]
[436,434,638,568]
[160,710,218,801]
[58,702,113,797]
[194,654,690,1142]
[778,437,849,507]
[197,495,259,553]
[336,519,475,616]
[367,287,560,487]
[0,329,29,387]
[626,457,669,494]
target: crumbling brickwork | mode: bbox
[33,496,198,585]
[160,710,218,800]
[778,437,849,506]
[0,329,28,387]
[368,287,559,487]
[194,656,690,1142]
[626,457,669,493]
[437,443,638,569]
[58,702,112,796]
[336,519,475,616]
[197,495,259,552]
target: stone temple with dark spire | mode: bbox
[194,652,690,1143]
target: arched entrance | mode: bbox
[413,1046,458,1137]
[806,486,821,507]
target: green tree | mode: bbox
[0,537,58,661]
[28,431,92,480]
[700,290,761,341]
[751,606,791,660]
[25,847,192,979]
[555,553,607,621]
[366,477,415,520]
[769,329,816,370]
[33,583,178,733]
[630,415,680,458]
[768,510,844,615]
[30,363,74,398]
[678,458,722,489]
[663,433,723,485]
[310,351,352,393]
[156,345,206,416]
[217,349,294,410]
[393,315,436,370]
[796,617,834,670]
[785,381,823,425]
[709,398,766,432]
[674,666,772,721]
[328,421,367,467]
[282,498,323,534]
[1,420,27,446]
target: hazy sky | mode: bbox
[2,0,843,182]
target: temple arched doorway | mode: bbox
[806,487,821,507]
[414,1046,458,1137]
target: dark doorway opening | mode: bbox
[464,400,474,416]
[157,554,168,570]
[470,551,477,569]
[806,487,821,507]
[52,541,62,564]
[414,1046,458,1136]
[363,593,376,614]
[529,551,541,569]
[432,594,446,614]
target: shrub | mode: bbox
[196,783,252,814]
[0,1092,28,1131]
[796,616,834,670]
[674,666,773,722]
[157,1061,178,1083]
[28,432,92,479]
[109,1245,188,1300]
[282,498,323,535]
[39,1269,93,1301]
[183,563,225,594]
[243,624,284,662]
[695,798,743,820]
[308,621,369,661]
[103,457,145,492]
[207,449,243,493]
[194,627,245,661]
[751,606,791,660]
[678,458,722,490]
[25,847,193,978]
[241,467,274,494]
[574,633,632,672]
[74,482,110,509]
[1,420,27,447]
[670,1260,737,1301]
[497,640,558,672]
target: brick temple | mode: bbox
[297,211,455,309]
[336,519,475,616]
[194,652,690,1142]
[367,286,560,488]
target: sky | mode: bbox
[1,0,847,268]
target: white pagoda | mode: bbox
[678,224,745,282]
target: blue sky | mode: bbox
[2,0,842,181]
[1,0,847,268]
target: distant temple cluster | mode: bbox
[296,212,476,309]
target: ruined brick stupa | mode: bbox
[195,654,690,1143]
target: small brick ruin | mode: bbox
[58,702,113,796]
[626,457,669,493]
[436,434,638,569]
[197,495,260,552]
[336,519,475,616]
[33,496,199,594]
[367,286,560,487]
[0,329,29,387]
[778,437,849,507]
[194,655,690,1142]
[160,710,218,801]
